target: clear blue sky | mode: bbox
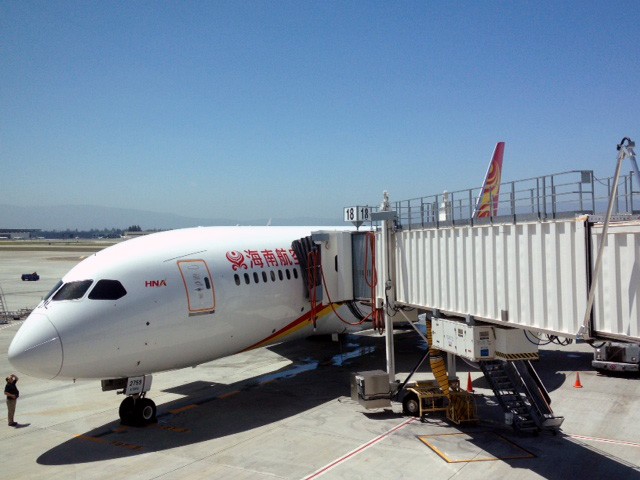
[2,1,638,224]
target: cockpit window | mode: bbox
[44,280,63,301]
[52,280,93,301]
[88,280,127,300]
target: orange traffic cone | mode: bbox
[466,372,474,393]
[573,372,583,389]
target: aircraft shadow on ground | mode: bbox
[37,335,384,466]
[37,331,639,477]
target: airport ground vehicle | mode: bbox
[593,342,640,372]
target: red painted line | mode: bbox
[569,434,640,448]
[302,417,417,479]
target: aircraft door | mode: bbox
[177,260,215,315]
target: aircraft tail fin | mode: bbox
[473,142,505,218]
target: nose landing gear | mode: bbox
[119,395,157,426]
[102,374,156,427]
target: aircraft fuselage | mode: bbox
[8,226,363,381]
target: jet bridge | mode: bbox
[333,139,640,429]
[364,139,640,346]
[300,140,640,346]
[387,214,640,342]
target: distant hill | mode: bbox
[0,204,341,230]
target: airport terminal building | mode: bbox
[0,229,41,239]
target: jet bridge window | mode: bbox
[89,280,127,300]
[52,280,93,301]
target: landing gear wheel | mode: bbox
[119,396,136,425]
[135,398,157,425]
[119,397,157,426]
[402,394,420,417]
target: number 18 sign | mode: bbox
[343,206,371,227]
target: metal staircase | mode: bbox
[480,359,564,434]
[0,285,9,324]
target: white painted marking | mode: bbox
[569,433,640,448]
[302,417,417,479]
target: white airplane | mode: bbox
[8,142,505,426]
[8,226,370,425]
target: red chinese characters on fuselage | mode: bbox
[225,248,299,271]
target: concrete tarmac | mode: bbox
[1,244,640,479]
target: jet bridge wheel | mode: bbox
[119,396,157,426]
[402,394,420,417]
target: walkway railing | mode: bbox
[364,170,640,230]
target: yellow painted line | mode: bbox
[418,438,454,463]
[75,434,144,451]
[75,434,105,444]
[153,424,191,433]
[168,404,198,414]
[167,390,240,415]
[418,433,535,463]
[219,390,240,399]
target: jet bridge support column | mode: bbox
[372,192,397,384]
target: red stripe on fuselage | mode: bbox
[242,304,333,352]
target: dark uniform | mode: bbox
[4,374,19,426]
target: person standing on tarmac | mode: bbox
[4,374,19,427]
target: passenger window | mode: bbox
[286,269,291,280]
[270,271,276,282]
[234,274,240,286]
[278,270,283,281]
[293,269,299,279]
[89,280,127,300]
[52,280,93,301]
[244,273,250,285]
[253,272,259,283]
[262,272,268,282]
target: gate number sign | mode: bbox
[344,206,370,223]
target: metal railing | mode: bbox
[379,170,640,230]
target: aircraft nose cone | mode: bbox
[8,313,63,379]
